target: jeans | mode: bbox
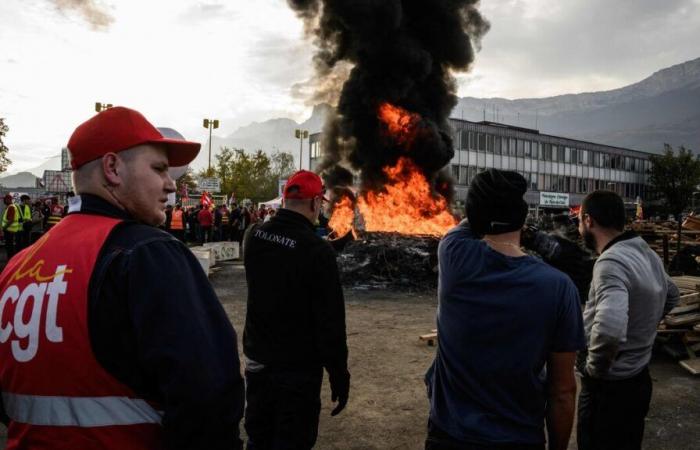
[577,367,652,450]
[245,366,323,450]
[425,420,545,450]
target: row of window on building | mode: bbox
[454,130,650,174]
[451,165,647,200]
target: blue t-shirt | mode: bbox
[426,223,585,445]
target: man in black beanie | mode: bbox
[425,169,585,450]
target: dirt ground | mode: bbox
[1,260,699,449]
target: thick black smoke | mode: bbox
[288,0,489,202]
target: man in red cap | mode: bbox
[0,107,244,450]
[242,170,349,449]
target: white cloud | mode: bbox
[1,0,699,174]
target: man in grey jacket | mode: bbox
[577,190,679,450]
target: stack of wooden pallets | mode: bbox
[658,276,700,375]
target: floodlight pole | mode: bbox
[203,118,220,173]
[295,129,309,170]
[95,102,113,112]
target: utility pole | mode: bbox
[295,129,309,170]
[203,118,219,173]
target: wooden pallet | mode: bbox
[419,329,438,346]
[679,358,700,375]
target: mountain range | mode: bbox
[6,57,699,184]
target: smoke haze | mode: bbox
[52,0,114,30]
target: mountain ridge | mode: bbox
[9,57,700,177]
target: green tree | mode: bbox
[0,118,12,175]
[648,144,700,269]
[208,148,296,203]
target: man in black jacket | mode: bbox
[243,170,349,449]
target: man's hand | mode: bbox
[328,367,350,416]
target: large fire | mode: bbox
[378,103,422,146]
[329,103,457,238]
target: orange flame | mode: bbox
[329,157,456,238]
[378,103,421,146]
[328,196,355,237]
[328,103,456,238]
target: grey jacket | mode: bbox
[583,232,679,380]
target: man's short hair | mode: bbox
[581,190,626,232]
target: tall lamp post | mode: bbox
[95,102,113,112]
[295,129,309,170]
[203,118,220,172]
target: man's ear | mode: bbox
[102,153,122,186]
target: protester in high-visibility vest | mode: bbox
[46,197,64,229]
[170,203,185,242]
[1,194,21,259]
[0,106,245,449]
[16,195,33,251]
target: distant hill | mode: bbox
[454,57,700,153]
[192,104,333,171]
[0,171,39,189]
[18,58,700,177]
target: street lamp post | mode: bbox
[202,118,220,172]
[95,102,113,112]
[295,129,309,170]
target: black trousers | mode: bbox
[425,420,545,450]
[4,231,17,260]
[577,367,652,450]
[245,366,323,450]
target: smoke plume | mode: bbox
[52,0,114,31]
[288,0,489,201]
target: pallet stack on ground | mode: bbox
[658,275,700,374]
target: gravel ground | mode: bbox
[1,260,698,449]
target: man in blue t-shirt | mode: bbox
[425,169,585,450]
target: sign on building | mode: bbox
[197,177,221,193]
[539,192,570,208]
[43,170,73,193]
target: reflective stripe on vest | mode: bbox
[47,205,63,227]
[2,392,163,427]
[2,205,21,233]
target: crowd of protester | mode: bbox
[0,193,72,259]
[160,202,279,247]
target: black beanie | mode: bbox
[466,169,528,236]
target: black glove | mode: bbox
[328,367,350,416]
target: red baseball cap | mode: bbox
[67,106,201,169]
[283,170,326,200]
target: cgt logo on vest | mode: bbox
[1,235,72,363]
[0,265,69,362]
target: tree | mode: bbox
[648,144,700,269]
[206,148,297,203]
[0,118,12,175]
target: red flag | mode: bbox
[200,191,212,207]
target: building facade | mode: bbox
[309,118,654,209]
